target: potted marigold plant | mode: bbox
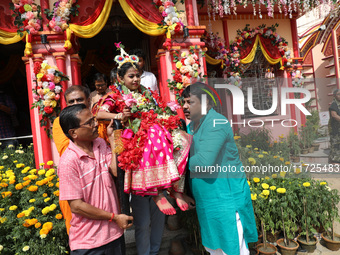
[287,128,301,162]
[276,184,299,255]
[296,181,318,253]
[320,183,340,251]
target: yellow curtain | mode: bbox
[240,35,282,66]
[0,30,26,45]
[205,54,223,65]
[68,0,113,38]
[119,0,166,36]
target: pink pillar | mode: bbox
[185,0,195,27]
[156,50,171,102]
[53,53,68,109]
[71,54,82,86]
[287,71,298,132]
[40,0,50,31]
[331,29,340,89]
[222,19,230,48]
[290,18,299,58]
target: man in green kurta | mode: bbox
[182,83,258,255]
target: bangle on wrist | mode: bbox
[109,213,115,222]
[114,113,122,120]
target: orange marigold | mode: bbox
[42,222,53,231]
[35,222,41,228]
[9,180,15,184]
[39,228,49,235]
[27,185,38,192]
[55,214,63,220]
[15,183,23,190]
[17,212,25,218]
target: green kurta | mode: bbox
[188,109,258,255]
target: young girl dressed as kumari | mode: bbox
[92,43,192,215]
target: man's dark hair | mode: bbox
[118,62,141,78]
[60,104,87,141]
[94,73,107,83]
[64,85,90,101]
[333,89,340,97]
[182,82,216,107]
[129,49,146,60]
[110,68,118,85]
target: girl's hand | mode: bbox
[121,107,132,122]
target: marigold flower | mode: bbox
[44,198,50,202]
[277,188,286,194]
[246,145,252,148]
[40,228,49,235]
[16,163,25,168]
[22,245,30,252]
[254,148,259,151]
[303,182,311,187]
[46,161,54,166]
[272,174,278,178]
[279,158,284,162]
[38,170,46,176]
[270,186,276,190]
[9,180,15,184]
[280,171,286,177]
[42,207,50,215]
[273,156,278,159]
[43,222,53,231]
[56,182,59,188]
[251,194,257,200]
[0,208,4,211]
[320,181,327,186]
[39,162,45,166]
[27,185,38,192]
[258,154,264,158]
[35,222,41,228]
[265,176,270,180]
[9,205,17,211]
[262,190,270,196]
[53,190,59,196]
[285,161,291,165]
[0,183,8,188]
[23,177,29,181]
[248,158,256,165]
[1,191,12,198]
[42,193,48,197]
[261,183,269,189]
[253,177,260,183]
[29,199,36,203]
[22,180,31,186]
[247,181,250,186]
[49,204,57,211]
[17,212,25,218]
[56,214,63,220]
[295,168,301,174]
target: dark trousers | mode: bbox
[71,235,124,255]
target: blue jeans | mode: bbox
[131,195,165,255]
[71,236,123,255]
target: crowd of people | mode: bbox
[54,47,258,255]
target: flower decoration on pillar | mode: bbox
[167,46,206,103]
[9,0,42,36]
[45,0,79,32]
[153,0,184,50]
[31,60,69,136]
[291,70,305,87]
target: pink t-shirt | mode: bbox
[58,138,123,251]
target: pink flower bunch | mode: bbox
[11,0,41,34]
[48,0,75,32]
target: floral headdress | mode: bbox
[114,42,139,70]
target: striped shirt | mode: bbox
[58,138,123,251]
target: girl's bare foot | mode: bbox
[170,190,189,211]
[152,193,176,215]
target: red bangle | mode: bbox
[108,213,115,222]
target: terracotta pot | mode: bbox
[301,149,309,154]
[276,238,299,255]
[321,232,340,251]
[256,243,277,255]
[312,143,320,150]
[308,147,315,153]
[297,235,317,253]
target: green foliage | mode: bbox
[287,128,301,157]
[239,128,272,151]
[0,144,68,254]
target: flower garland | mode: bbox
[108,85,182,171]
[167,46,205,103]
[203,24,291,86]
[45,0,79,32]
[31,60,69,136]
[153,0,184,50]
[206,0,337,19]
[291,70,305,88]
[9,0,42,36]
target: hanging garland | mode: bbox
[31,60,69,137]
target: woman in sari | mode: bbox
[92,50,192,215]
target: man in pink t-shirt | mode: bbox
[58,104,133,254]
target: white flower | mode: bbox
[192,63,199,70]
[47,68,55,74]
[2,155,8,160]
[172,17,179,23]
[172,129,182,149]
[54,86,62,94]
[21,13,27,20]
[40,234,47,239]
[22,246,30,252]
[7,145,14,148]
[42,82,49,88]
[0,245,3,251]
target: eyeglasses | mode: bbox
[95,83,107,88]
[77,117,97,128]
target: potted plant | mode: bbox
[320,183,340,251]
[251,180,277,255]
[296,181,318,253]
[287,128,301,162]
[299,125,309,154]
[276,184,299,255]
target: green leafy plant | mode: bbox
[287,128,301,157]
